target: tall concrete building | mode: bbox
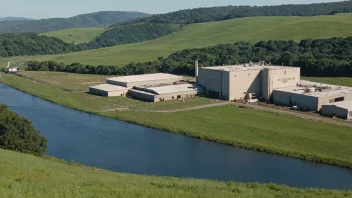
[197,63,300,101]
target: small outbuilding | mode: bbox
[129,83,203,102]
[89,84,129,97]
[321,101,352,120]
[106,73,184,88]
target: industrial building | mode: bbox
[129,83,203,102]
[89,73,200,102]
[89,84,129,97]
[196,62,300,101]
[321,101,352,120]
[273,81,352,111]
[106,73,183,88]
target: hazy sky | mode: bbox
[0,0,342,19]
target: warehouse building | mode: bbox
[129,83,203,102]
[196,62,300,101]
[106,73,183,88]
[273,81,352,111]
[89,84,129,97]
[321,101,352,120]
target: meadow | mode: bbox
[40,28,106,44]
[1,73,352,168]
[3,14,352,67]
[1,149,351,197]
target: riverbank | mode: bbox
[1,73,352,169]
[2,148,350,197]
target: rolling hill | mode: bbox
[10,13,352,67]
[40,28,106,44]
[0,11,149,34]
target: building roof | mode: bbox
[145,83,203,95]
[106,73,183,83]
[274,80,352,98]
[201,64,296,72]
[89,84,129,92]
[323,101,352,110]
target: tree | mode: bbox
[0,104,47,156]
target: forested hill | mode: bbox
[112,1,352,26]
[0,34,77,57]
[0,11,149,34]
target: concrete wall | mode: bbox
[272,90,319,111]
[155,90,199,102]
[197,69,229,100]
[317,92,352,110]
[321,105,349,119]
[129,89,156,102]
[106,80,127,87]
[263,67,300,100]
[229,70,262,101]
[89,87,128,97]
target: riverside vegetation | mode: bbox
[1,73,352,169]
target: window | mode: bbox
[334,97,345,102]
[177,95,181,99]
[172,96,175,99]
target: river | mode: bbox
[0,83,352,190]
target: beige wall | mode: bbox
[272,90,319,111]
[317,92,352,110]
[321,105,349,119]
[89,87,128,97]
[155,90,199,102]
[263,68,300,100]
[229,70,262,101]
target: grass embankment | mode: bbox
[2,149,350,197]
[4,14,352,66]
[1,73,352,169]
[40,28,106,44]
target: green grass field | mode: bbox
[4,14,352,67]
[1,73,352,168]
[302,77,352,87]
[40,28,105,44]
[2,149,350,197]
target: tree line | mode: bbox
[0,104,47,156]
[79,23,180,49]
[115,1,352,25]
[27,37,352,77]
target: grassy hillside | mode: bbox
[7,14,352,66]
[40,28,105,44]
[1,149,350,197]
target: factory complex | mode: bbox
[89,61,352,120]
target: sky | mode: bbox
[0,0,342,19]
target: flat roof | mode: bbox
[145,83,203,95]
[201,64,297,72]
[107,73,183,83]
[325,101,352,110]
[274,80,352,98]
[89,84,129,92]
